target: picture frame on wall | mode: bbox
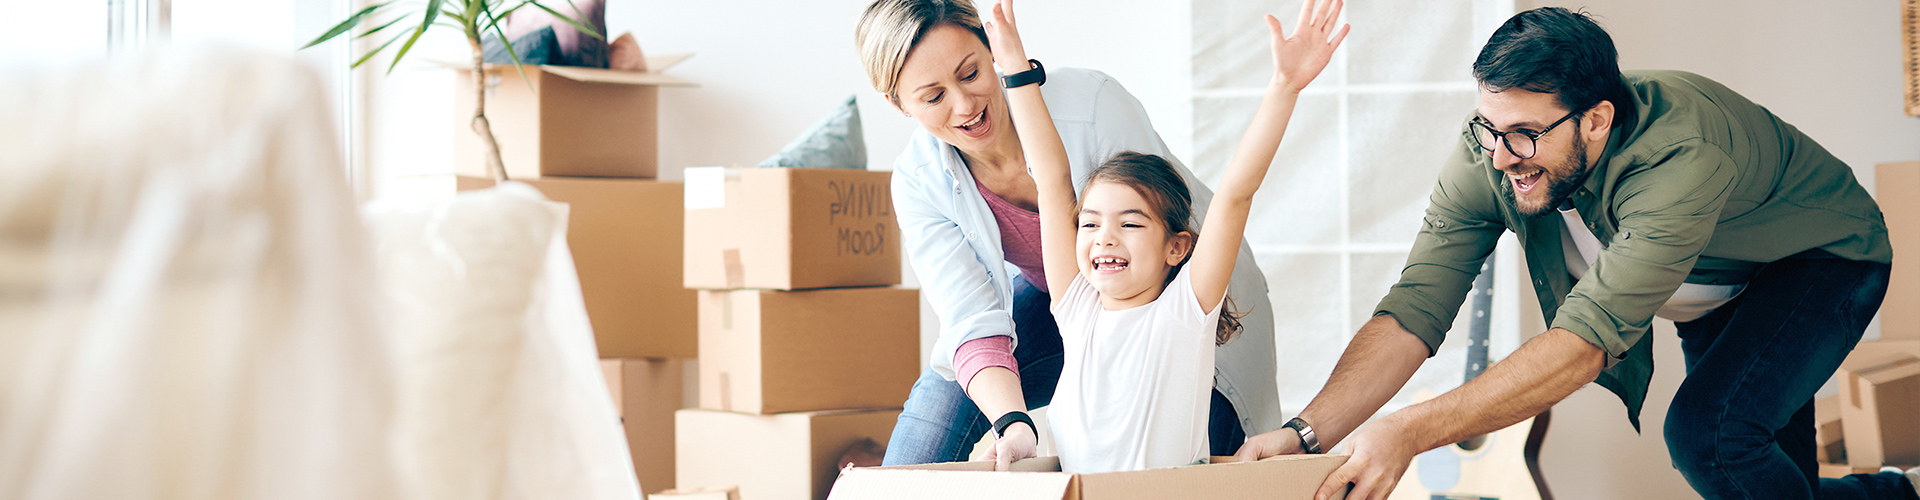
[1906,0,1919,116]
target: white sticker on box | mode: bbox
[684,166,727,210]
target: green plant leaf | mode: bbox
[528,1,603,40]
[352,26,419,69]
[303,1,392,49]
[354,14,409,40]
[386,0,448,74]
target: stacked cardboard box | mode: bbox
[1872,161,1920,341]
[1818,340,1920,477]
[452,54,699,494]
[675,167,919,500]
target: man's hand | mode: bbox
[977,422,1038,471]
[1316,417,1419,500]
[1231,427,1305,462]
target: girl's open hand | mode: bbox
[1268,0,1350,93]
[982,0,1032,77]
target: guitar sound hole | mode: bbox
[1455,435,1488,452]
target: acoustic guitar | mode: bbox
[1388,256,1553,500]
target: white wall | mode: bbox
[1514,1,1920,498]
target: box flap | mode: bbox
[428,53,698,87]
[647,53,693,72]
[827,467,1071,500]
[1073,454,1348,500]
[1857,355,1920,383]
[542,64,696,86]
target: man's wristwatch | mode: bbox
[1284,417,1323,454]
[994,410,1036,439]
[1000,59,1045,88]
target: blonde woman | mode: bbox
[854,0,1281,469]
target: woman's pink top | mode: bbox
[954,179,1049,391]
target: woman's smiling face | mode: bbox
[888,24,1013,154]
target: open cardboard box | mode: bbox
[828,454,1350,500]
[683,167,900,290]
[450,54,696,180]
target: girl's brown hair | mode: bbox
[1076,151,1246,345]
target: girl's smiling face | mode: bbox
[1075,180,1192,310]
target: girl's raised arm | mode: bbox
[984,0,1078,306]
[1189,0,1348,312]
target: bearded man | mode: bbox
[1234,7,1917,500]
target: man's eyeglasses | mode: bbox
[1467,107,1584,159]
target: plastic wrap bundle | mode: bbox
[0,47,402,499]
[363,183,641,500]
[0,45,640,500]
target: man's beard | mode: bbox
[1515,137,1591,218]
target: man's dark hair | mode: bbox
[1472,7,1632,116]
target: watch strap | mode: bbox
[1000,59,1045,88]
[1284,417,1323,454]
[993,411,1036,439]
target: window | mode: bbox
[1189,0,1523,417]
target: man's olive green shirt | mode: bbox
[1374,70,1892,429]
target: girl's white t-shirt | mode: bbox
[1048,266,1220,473]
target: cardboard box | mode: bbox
[1817,394,1846,464]
[698,287,919,414]
[1874,161,1920,340]
[676,408,900,500]
[828,454,1351,500]
[1838,352,1920,467]
[460,176,698,358]
[1818,462,1890,479]
[604,358,686,494]
[452,54,695,180]
[650,486,739,500]
[683,167,900,290]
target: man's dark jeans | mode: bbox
[1666,251,1914,499]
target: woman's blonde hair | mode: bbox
[854,0,989,101]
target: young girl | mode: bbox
[982,0,1347,472]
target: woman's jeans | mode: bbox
[1666,252,1914,499]
[882,277,1247,465]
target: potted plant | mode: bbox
[304,0,601,182]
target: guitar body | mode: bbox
[1387,390,1552,500]
[1387,255,1554,500]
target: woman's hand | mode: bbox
[981,0,1032,76]
[977,421,1039,471]
[1268,0,1350,93]
[1231,427,1306,462]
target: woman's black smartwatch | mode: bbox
[994,410,1037,439]
[1284,416,1323,454]
[1000,59,1045,88]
